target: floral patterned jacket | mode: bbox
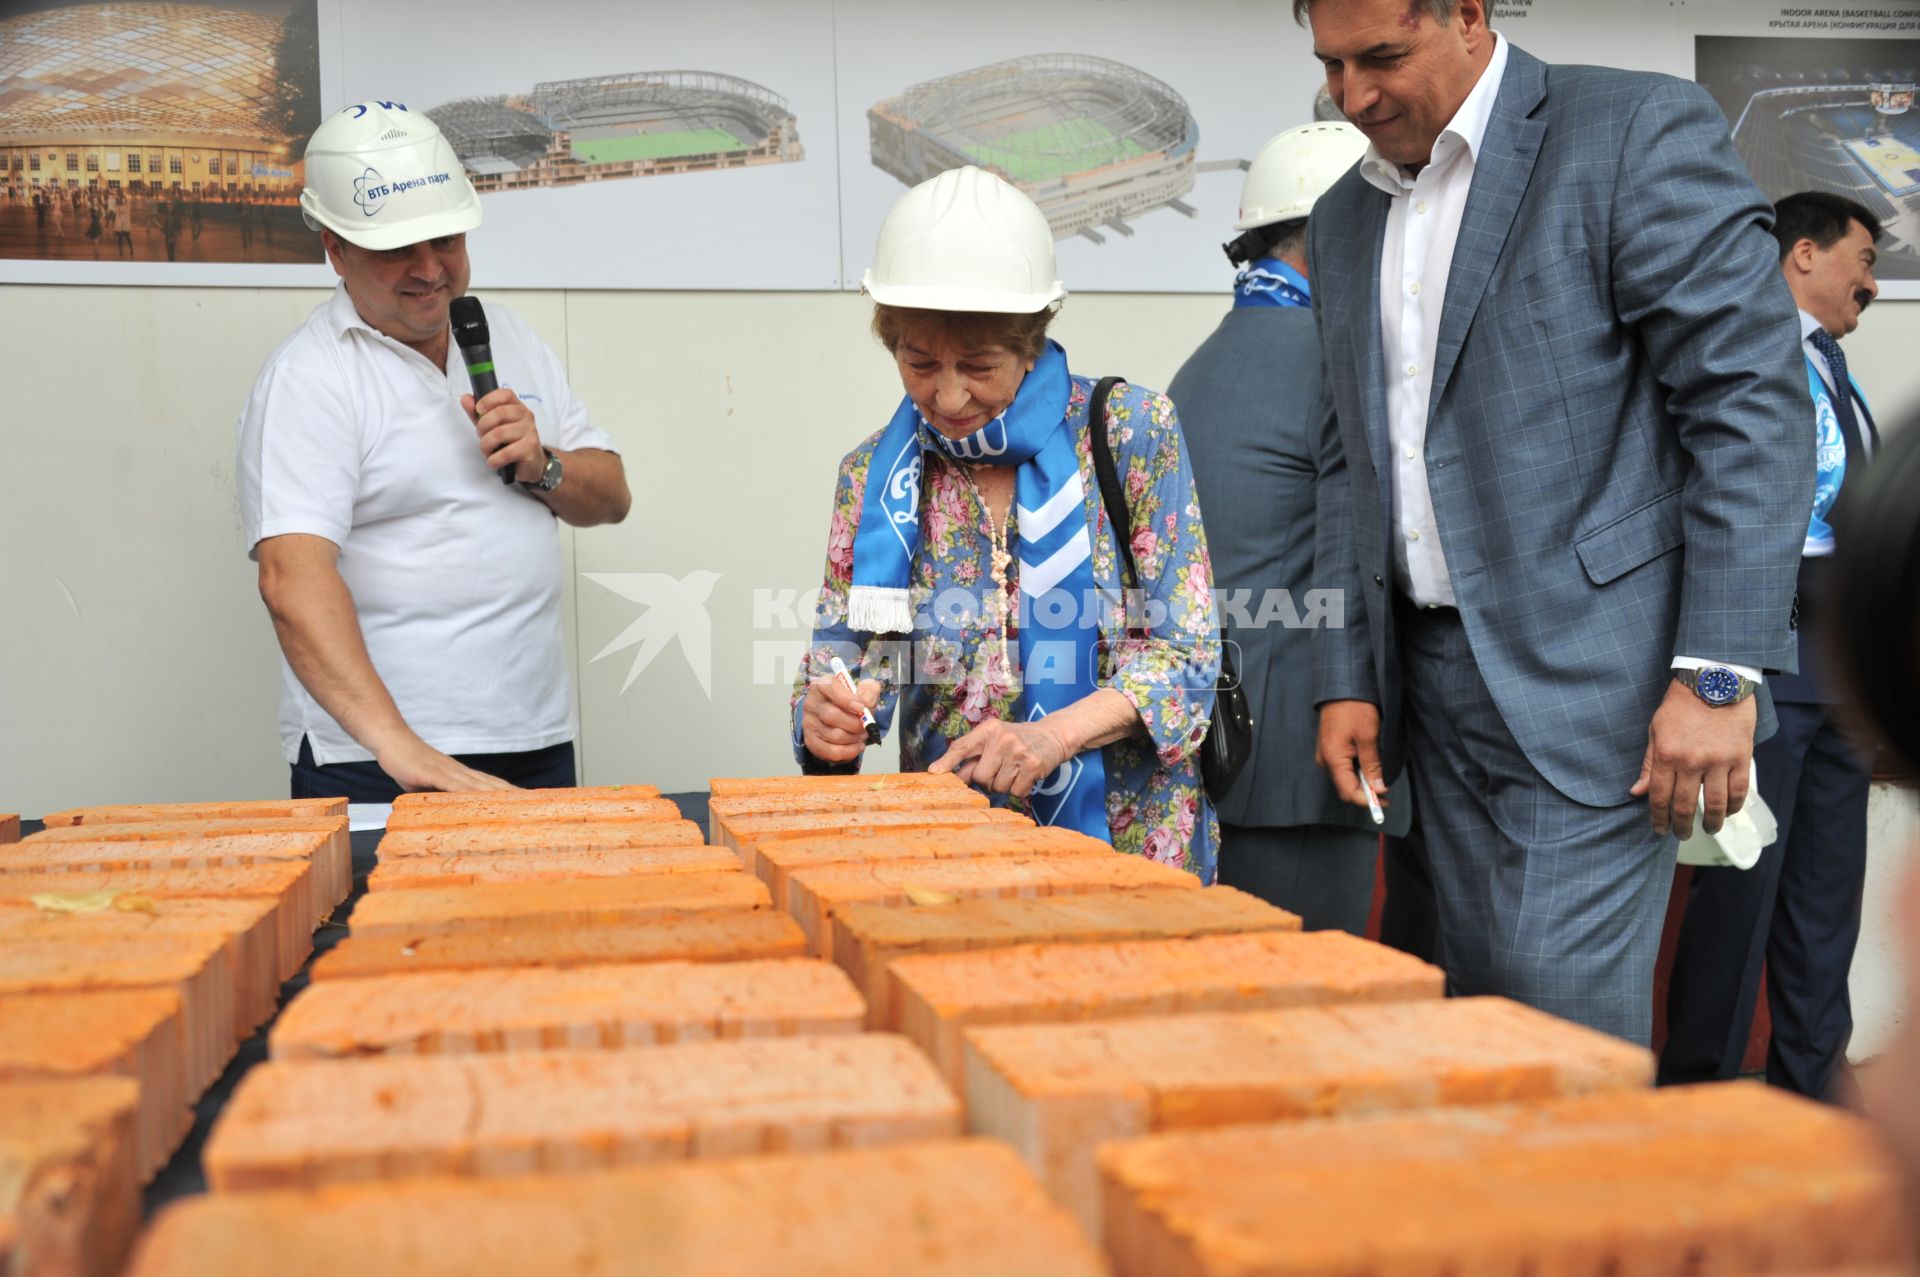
[789,375,1222,883]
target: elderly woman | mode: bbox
[790,166,1221,881]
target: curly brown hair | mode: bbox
[870,303,1058,362]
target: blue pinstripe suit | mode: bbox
[1309,45,1813,1041]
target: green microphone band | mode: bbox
[465,360,495,375]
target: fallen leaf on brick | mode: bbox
[29,891,118,914]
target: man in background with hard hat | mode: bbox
[235,101,631,800]
[1170,122,1408,933]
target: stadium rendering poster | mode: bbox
[0,0,325,285]
[323,0,842,291]
[7,0,1920,292]
[1698,34,1920,297]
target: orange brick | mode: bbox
[384,796,683,830]
[37,798,346,827]
[0,1077,142,1277]
[0,990,190,1183]
[791,853,1198,959]
[892,931,1445,1087]
[835,886,1300,1030]
[345,872,768,942]
[724,806,1030,853]
[708,788,989,849]
[374,820,704,859]
[366,844,741,891]
[270,959,865,1060]
[0,896,293,1036]
[205,1035,959,1191]
[125,1140,1107,1277]
[1098,1082,1912,1277]
[0,860,317,933]
[0,815,17,845]
[311,911,806,982]
[388,785,659,814]
[25,818,350,916]
[707,773,979,799]
[970,996,1653,1233]
[745,821,1086,900]
[0,932,239,1095]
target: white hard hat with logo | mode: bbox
[863,166,1066,313]
[1234,120,1368,231]
[299,101,481,251]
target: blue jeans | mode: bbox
[290,736,576,803]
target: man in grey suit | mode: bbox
[1303,0,1813,1041]
[1171,121,1410,935]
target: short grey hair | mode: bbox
[1292,0,1457,23]
[1270,219,1309,264]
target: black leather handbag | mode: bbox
[1087,377,1254,803]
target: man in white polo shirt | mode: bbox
[236,101,630,800]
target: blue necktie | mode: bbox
[1808,329,1874,471]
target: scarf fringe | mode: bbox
[847,586,914,635]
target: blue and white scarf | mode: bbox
[1805,355,1867,556]
[848,340,1108,839]
[1233,256,1312,309]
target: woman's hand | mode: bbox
[929,717,1074,798]
[802,673,882,763]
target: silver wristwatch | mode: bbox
[520,448,563,494]
[1673,665,1758,707]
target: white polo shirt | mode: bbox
[236,285,617,765]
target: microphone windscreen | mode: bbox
[449,295,489,352]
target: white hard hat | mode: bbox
[862,166,1066,313]
[299,101,481,250]
[1234,121,1369,231]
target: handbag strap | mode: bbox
[1088,376,1137,593]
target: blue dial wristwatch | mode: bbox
[1674,665,1757,707]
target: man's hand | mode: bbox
[371,732,515,794]
[802,674,882,763]
[1316,699,1389,810]
[928,717,1072,798]
[1630,678,1756,838]
[461,387,546,484]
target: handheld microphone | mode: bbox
[449,295,514,485]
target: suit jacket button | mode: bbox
[1373,574,1385,587]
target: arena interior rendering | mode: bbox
[427,73,803,195]
[868,54,1199,244]
[1727,63,1920,280]
[0,3,305,204]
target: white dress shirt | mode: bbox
[1359,33,1509,611]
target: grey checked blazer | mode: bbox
[1310,45,1813,808]
[1172,305,1411,834]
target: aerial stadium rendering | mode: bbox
[868,54,1199,244]
[427,72,803,194]
[1699,35,1920,282]
[0,2,313,203]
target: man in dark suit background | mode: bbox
[1302,0,1813,1041]
[1172,121,1411,935]
[1663,192,1883,1098]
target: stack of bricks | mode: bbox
[366,786,711,891]
[0,797,351,1209]
[1,1076,143,1277]
[1096,1082,1914,1274]
[34,770,1901,1276]
[126,1141,1108,1276]
[196,778,983,1204]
